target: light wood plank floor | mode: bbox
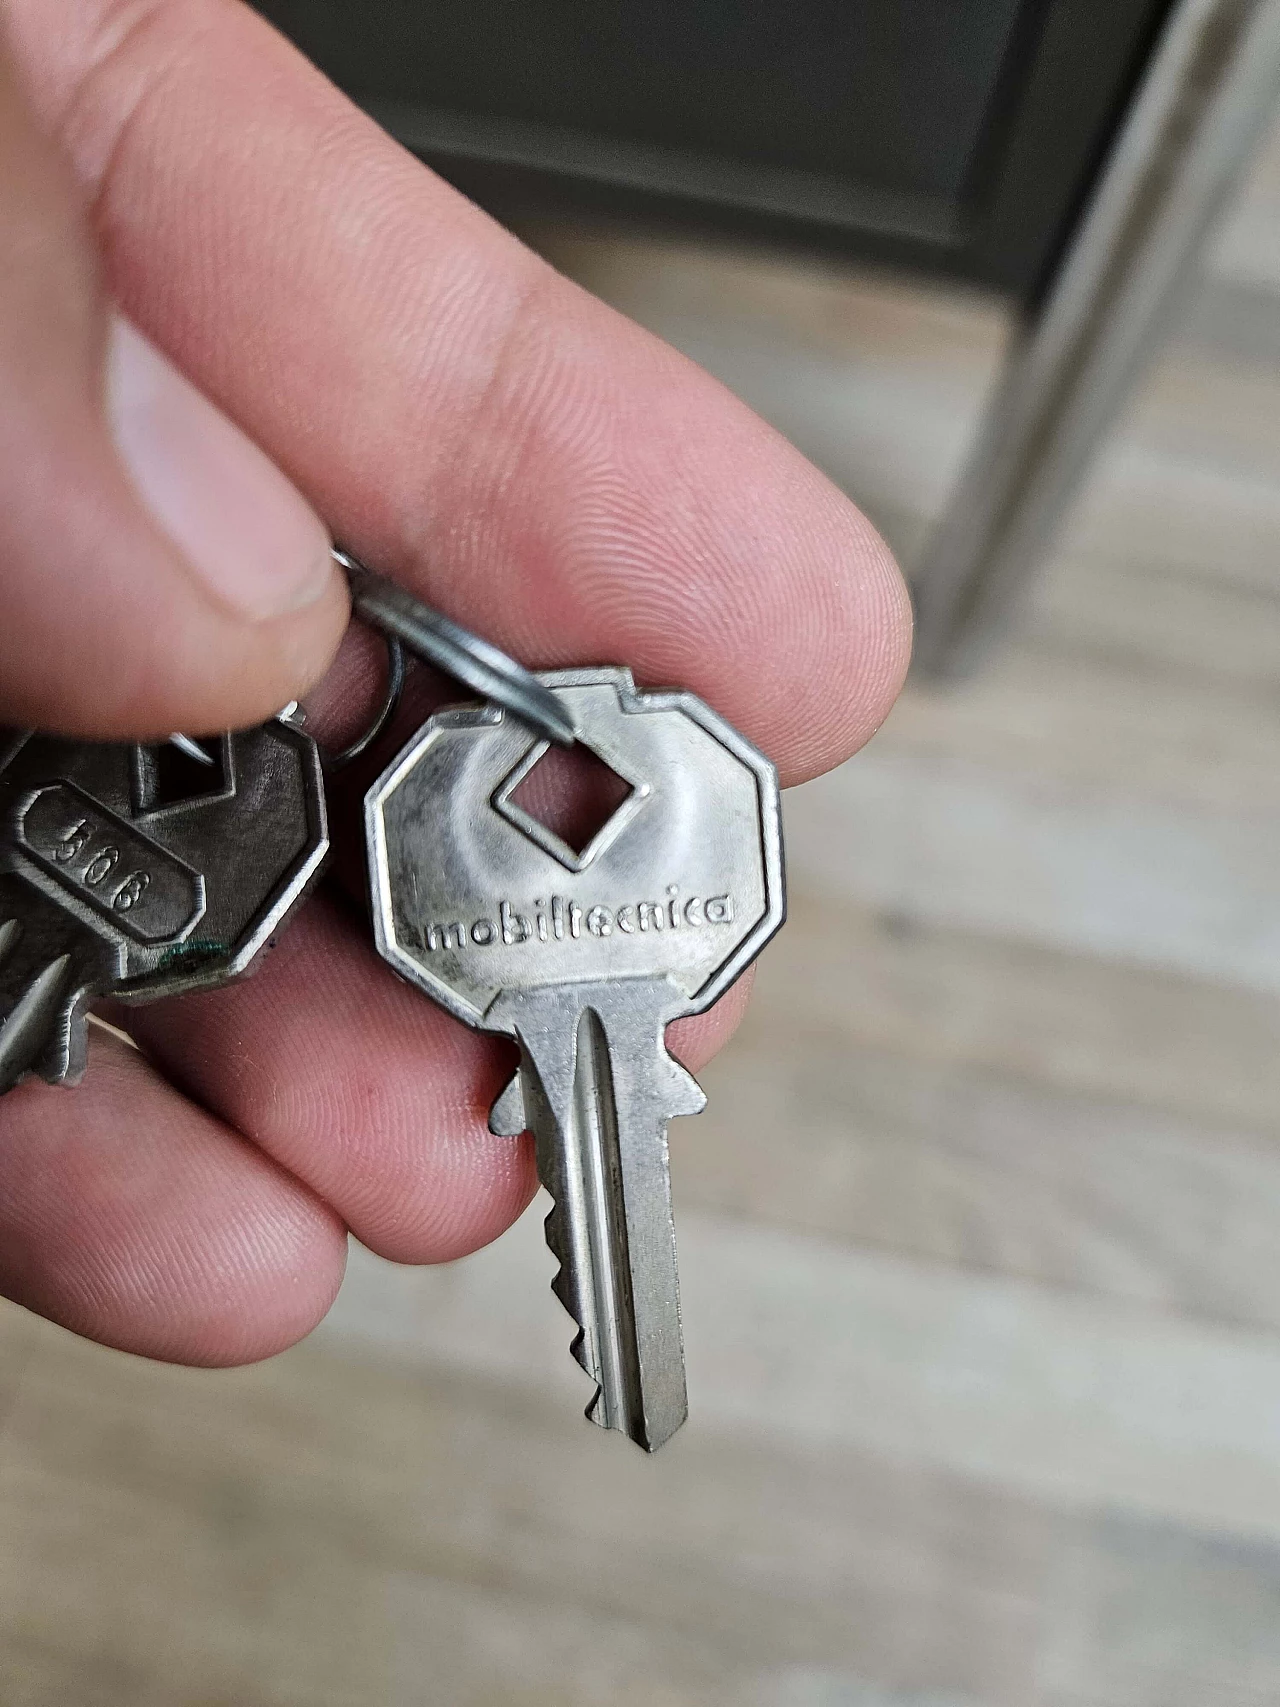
[5,115,1280,1707]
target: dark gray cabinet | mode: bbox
[254,0,1173,302]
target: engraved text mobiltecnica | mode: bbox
[414,888,736,952]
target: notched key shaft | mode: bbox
[491,979,706,1449]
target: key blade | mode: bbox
[492,979,704,1452]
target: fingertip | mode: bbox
[160,1187,351,1370]
[0,36,352,740]
[105,316,338,626]
[355,1126,539,1268]
[92,313,354,738]
[0,1034,351,1368]
[802,499,914,781]
[732,432,913,783]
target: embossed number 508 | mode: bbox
[50,817,92,863]
[49,820,151,913]
[84,847,120,887]
[111,872,150,912]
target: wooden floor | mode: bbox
[5,120,1280,1707]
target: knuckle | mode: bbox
[31,0,219,206]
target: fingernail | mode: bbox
[104,315,335,620]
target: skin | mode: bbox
[0,0,912,1366]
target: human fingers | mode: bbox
[7,0,911,782]
[1,0,904,1354]
[110,890,751,1266]
[0,1025,347,1361]
[1,616,750,1359]
[97,640,752,1271]
[0,24,348,738]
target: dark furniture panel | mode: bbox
[255,0,1174,301]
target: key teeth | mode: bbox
[543,1154,679,1451]
[662,1055,708,1119]
[544,1200,577,1317]
[0,946,91,1094]
[491,1056,705,1135]
[54,991,92,1088]
[524,1041,699,1451]
[488,1068,526,1137]
[583,1384,608,1430]
[543,1199,608,1424]
[499,1075,594,1395]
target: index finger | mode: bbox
[8,0,910,780]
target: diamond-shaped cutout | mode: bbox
[131,735,235,818]
[493,739,649,872]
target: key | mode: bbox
[0,716,329,1094]
[365,667,785,1450]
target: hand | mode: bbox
[0,0,911,1364]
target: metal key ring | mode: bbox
[331,547,577,748]
[172,631,405,775]
[175,545,575,772]
[320,630,407,772]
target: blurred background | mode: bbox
[5,2,1280,1702]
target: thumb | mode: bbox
[0,35,347,739]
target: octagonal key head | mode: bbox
[367,667,784,1025]
[365,668,785,1450]
[0,718,329,1094]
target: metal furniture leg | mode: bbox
[911,0,1280,674]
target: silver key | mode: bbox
[0,718,329,1094]
[365,667,785,1450]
